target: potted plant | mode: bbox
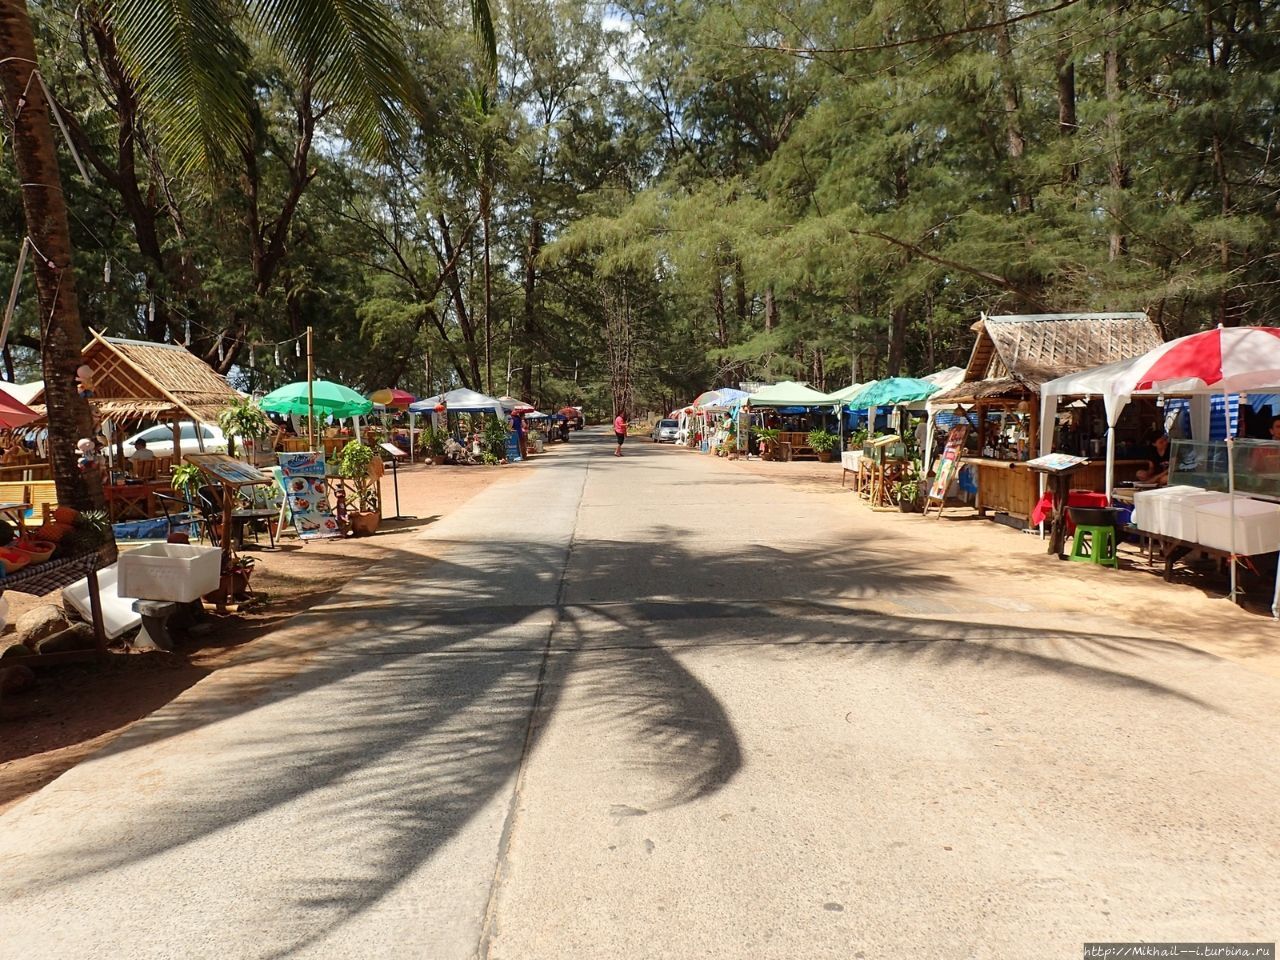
[228,555,255,598]
[337,440,381,535]
[424,426,447,465]
[894,476,921,512]
[482,417,510,463]
[755,427,780,461]
[807,428,839,463]
[171,462,202,500]
[217,398,274,460]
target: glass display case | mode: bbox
[1168,438,1280,500]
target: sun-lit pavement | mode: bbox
[1,430,1277,959]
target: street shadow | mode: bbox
[0,454,1250,958]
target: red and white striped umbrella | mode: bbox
[1111,326,1280,396]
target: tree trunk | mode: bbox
[887,304,908,376]
[521,218,542,400]
[482,186,493,395]
[763,286,778,332]
[713,271,727,348]
[1,0,106,510]
[994,2,1031,212]
[1056,43,1079,183]
[1105,3,1129,261]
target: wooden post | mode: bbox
[218,480,234,613]
[85,565,108,656]
[306,326,315,450]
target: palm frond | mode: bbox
[249,0,425,160]
[470,0,497,88]
[108,0,253,174]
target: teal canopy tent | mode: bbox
[847,377,938,410]
[261,380,373,419]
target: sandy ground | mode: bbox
[731,452,1280,679]
[0,456,529,812]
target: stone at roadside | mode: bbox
[35,622,96,654]
[15,605,70,647]
[0,663,36,695]
[0,643,35,660]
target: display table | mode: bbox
[840,451,862,489]
[972,458,1147,524]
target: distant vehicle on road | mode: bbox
[123,423,227,459]
[558,407,585,430]
[651,419,679,443]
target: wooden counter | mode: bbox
[967,457,1148,522]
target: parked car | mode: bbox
[123,423,228,459]
[651,419,679,443]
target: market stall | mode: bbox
[1046,326,1280,607]
[927,312,1163,524]
[27,333,242,476]
[746,381,837,459]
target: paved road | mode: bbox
[1,430,1277,959]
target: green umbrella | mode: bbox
[846,377,938,410]
[260,380,373,418]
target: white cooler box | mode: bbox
[1194,496,1280,555]
[1133,485,1201,536]
[117,543,222,603]
[1160,489,1231,541]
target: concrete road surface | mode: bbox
[1,429,1277,959]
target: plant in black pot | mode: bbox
[337,440,381,535]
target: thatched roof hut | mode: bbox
[32,333,240,425]
[931,312,1163,404]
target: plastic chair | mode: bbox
[1070,524,1119,568]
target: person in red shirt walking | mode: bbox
[613,411,627,456]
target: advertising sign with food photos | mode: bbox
[278,451,341,540]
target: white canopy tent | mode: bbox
[1039,357,1213,499]
[407,388,507,457]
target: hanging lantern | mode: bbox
[433,403,446,413]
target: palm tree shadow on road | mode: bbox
[0,529,1234,958]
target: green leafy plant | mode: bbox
[217,398,274,457]
[807,429,838,453]
[481,451,500,465]
[337,441,379,511]
[422,426,447,457]
[482,417,509,461]
[171,462,203,497]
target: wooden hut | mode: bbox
[29,333,241,465]
[928,312,1163,523]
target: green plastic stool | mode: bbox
[1070,524,1118,568]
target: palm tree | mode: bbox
[0,0,494,509]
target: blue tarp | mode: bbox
[113,517,180,541]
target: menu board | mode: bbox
[185,453,271,487]
[278,452,341,540]
[926,423,970,506]
[1024,453,1089,474]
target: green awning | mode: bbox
[747,381,834,407]
[813,383,865,404]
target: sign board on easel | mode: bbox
[279,451,341,539]
[923,423,969,517]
